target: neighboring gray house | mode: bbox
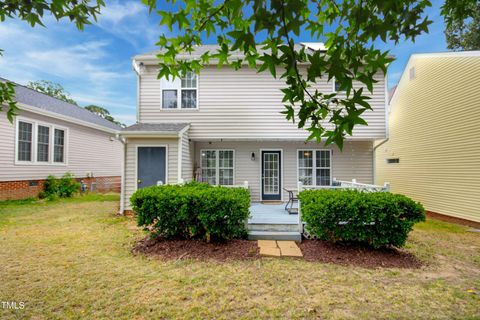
[0,79,123,200]
[120,43,388,215]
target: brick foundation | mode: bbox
[0,176,121,201]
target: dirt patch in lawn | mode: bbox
[133,237,260,262]
[299,240,423,269]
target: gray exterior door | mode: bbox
[261,150,281,200]
[137,147,166,189]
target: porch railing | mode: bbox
[296,179,390,233]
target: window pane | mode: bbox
[298,150,313,168]
[181,72,197,88]
[219,150,233,168]
[54,129,65,163]
[219,169,233,185]
[18,121,32,161]
[162,90,177,109]
[316,169,331,186]
[316,150,330,168]
[37,125,50,162]
[299,168,313,186]
[181,90,197,109]
[201,151,216,184]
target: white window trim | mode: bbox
[160,73,199,110]
[200,149,235,186]
[296,149,332,186]
[14,117,68,166]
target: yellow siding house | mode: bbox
[375,51,480,223]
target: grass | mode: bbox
[0,195,479,319]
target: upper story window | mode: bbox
[333,78,345,92]
[16,118,67,165]
[298,149,332,186]
[161,72,198,109]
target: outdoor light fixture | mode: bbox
[251,152,256,161]
[138,62,146,74]
[304,151,311,157]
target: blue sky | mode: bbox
[0,0,448,125]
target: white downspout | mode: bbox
[117,134,127,214]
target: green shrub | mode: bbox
[299,189,425,248]
[57,173,81,198]
[39,173,80,200]
[131,181,250,242]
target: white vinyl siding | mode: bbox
[139,65,386,140]
[194,141,373,202]
[200,149,234,185]
[0,110,122,181]
[180,129,193,181]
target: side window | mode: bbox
[17,121,33,162]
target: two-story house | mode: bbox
[119,44,388,214]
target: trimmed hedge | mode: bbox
[130,182,250,242]
[299,189,425,248]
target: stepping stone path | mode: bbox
[257,240,303,257]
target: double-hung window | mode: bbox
[161,72,198,109]
[298,150,332,186]
[16,118,67,165]
[54,129,65,163]
[37,125,50,162]
[17,121,33,162]
[200,150,234,185]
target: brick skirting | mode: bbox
[0,176,121,201]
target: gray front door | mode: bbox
[261,150,281,200]
[137,147,166,189]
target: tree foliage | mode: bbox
[85,105,125,127]
[27,80,78,105]
[0,0,104,121]
[444,2,480,51]
[149,0,478,148]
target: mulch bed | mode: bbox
[134,237,422,268]
[132,237,260,262]
[299,240,423,269]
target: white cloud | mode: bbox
[96,0,162,49]
[0,19,137,119]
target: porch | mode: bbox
[246,179,390,241]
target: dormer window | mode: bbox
[161,72,198,109]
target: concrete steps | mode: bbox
[248,231,302,241]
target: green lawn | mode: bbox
[0,195,479,319]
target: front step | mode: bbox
[248,223,299,232]
[248,231,302,241]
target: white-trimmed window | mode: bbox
[17,121,33,162]
[16,118,67,165]
[200,149,234,185]
[54,128,65,163]
[37,125,50,162]
[298,150,332,186]
[161,72,198,109]
[333,78,345,92]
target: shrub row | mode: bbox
[299,189,425,248]
[130,182,250,242]
[39,173,80,200]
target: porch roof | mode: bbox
[121,122,189,137]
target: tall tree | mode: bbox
[150,0,477,148]
[85,105,125,127]
[0,0,478,148]
[445,2,480,51]
[0,0,104,120]
[27,80,78,105]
